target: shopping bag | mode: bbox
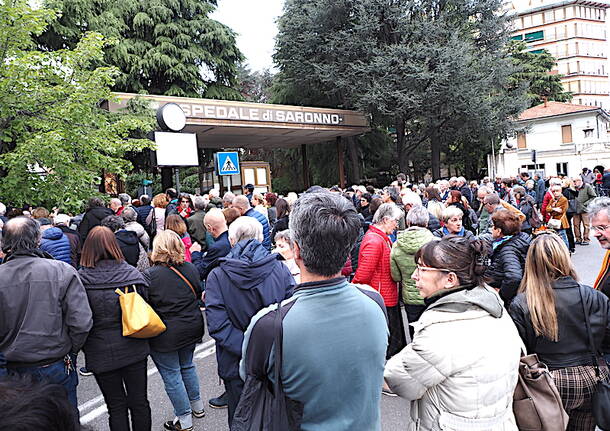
[115,286,166,338]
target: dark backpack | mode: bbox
[233,285,387,431]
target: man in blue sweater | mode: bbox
[240,191,388,431]
[232,195,271,250]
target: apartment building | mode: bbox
[508,0,610,108]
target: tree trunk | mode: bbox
[431,132,441,180]
[396,118,408,173]
[346,136,361,184]
[161,167,173,191]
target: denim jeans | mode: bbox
[9,355,78,409]
[557,229,569,249]
[151,344,201,427]
[94,359,151,431]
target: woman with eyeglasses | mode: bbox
[354,203,407,361]
[509,232,610,430]
[384,236,522,429]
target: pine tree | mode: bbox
[38,0,243,98]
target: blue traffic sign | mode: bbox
[217,152,240,176]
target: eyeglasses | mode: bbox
[592,225,610,233]
[415,265,453,275]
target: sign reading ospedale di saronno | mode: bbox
[177,103,344,126]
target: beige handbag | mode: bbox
[513,352,569,431]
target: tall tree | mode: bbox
[274,0,530,180]
[38,0,244,99]
[236,65,274,103]
[509,41,572,107]
[0,0,154,211]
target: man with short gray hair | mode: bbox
[232,195,271,250]
[187,196,209,249]
[0,217,92,410]
[239,192,388,431]
[222,192,235,209]
[205,216,294,426]
[589,197,610,296]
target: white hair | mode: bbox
[549,178,562,186]
[228,216,263,244]
[401,191,422,207]
[193,196,208,211]
[53,214,71,226]
[373,203,403,224]
[209,189,220,198]
[0,202,5,216]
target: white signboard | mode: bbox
[154,132,198,167]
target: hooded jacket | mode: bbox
[40,227,72,264]
[56,224,81,268]
[205,239,294,379]
[78,260,150,374]
[115,230,140,268]
[390,227,436,306]
[78,206,114,241]
[384,285,521,431]
[486,232,531,306]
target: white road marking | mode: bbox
[79,339,216,425]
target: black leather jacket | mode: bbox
[509,277,610,370]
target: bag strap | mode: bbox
[169,266,197,298]
[577,284,608,378]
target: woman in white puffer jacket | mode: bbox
[384,236,522,431]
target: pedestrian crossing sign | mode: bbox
[217,152,240,176]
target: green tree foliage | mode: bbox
[509,41,572,107]
[236,65,274,103]
[0,0,154,211]
[38,0,243,99]
[274,0,530,180]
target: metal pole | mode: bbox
[490,137,496,178]
[336,137,346,189]
[174,167,181,194]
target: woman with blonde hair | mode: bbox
[509,232,610,430]
[145,230,204,431]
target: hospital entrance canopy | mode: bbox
[108,93,370,149]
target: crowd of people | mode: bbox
[2,170,610,430]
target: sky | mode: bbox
[211,0,285,72]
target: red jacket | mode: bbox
[353,225,398,306]
[541,191,552,223]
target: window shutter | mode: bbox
[562,125,573,143]
[517,132,527,148]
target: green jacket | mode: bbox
[390,227,435,305]
[575,184,597,213]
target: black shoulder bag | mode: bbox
[578,284,610,430]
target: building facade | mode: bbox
[492,101,610,177]
[508,0,610,108]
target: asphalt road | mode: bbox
[77,236,606,431]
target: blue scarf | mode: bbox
[442,226,465,236]
[492,235,513,250]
